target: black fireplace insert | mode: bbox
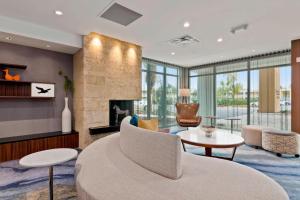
[89,100,134,135]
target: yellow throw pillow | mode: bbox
[138,119,159,131]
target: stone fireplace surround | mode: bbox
[73,32,141,148]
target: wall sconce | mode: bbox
[127,47,137,65]
[92,37,101,46]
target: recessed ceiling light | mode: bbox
[252,49,256,52]
[55,10,63,16]
[217,38,223,42]
[46,44,51,48]
[171,52,175,55]
[5,36,13,41]
[183,22,190,28]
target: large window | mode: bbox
[189,53,291,131]
[134,71,147,118]
[190,74,214,125]
[134,59,179,127]
[249,66,291,130]
[216,71,248,130]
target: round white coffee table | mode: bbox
[178,128,244,160]
[19,148,78,200]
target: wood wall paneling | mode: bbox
[291,40,300,133]
[0,133,79,162]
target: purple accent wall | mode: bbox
[0,42,73,138]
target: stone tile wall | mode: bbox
[73,32,141,148]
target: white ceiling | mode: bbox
[0,31,80,54]
[0,0,300,67]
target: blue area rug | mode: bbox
[0,146,299,200]
[187,145,300,200]
[0,159,76,200]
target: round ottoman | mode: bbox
[241,125,263,148]
[262,128,300,157]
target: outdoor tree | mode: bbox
[155,83,177,123]
[191,90,198,103]
[145,63,156,113]
[227,73,243,99]
[217,73,243,100]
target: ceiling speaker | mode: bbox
[100,3,142,26]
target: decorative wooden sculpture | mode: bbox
[2,69,20,81]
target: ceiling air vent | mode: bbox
[100,3,142,26]
[168,35,200,46]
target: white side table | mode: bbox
[19,148,78,200]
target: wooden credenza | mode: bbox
[0,131,79,162]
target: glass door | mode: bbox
[165,75,178,127]
[216,71,248,130]
[149,73,164,125]
[250,66,291,130]
[134,71,147,118]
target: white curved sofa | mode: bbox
[76,117,289,200]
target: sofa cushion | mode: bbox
[263,128,296,136]
[120,117,182,179]
[138,118,159,131]
[176,103,199,119]
[130,114,139,127]
[179,119,198,124]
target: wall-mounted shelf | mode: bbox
[0,79,55,99]
[0,79,32,84]
[0,96,54,99]
[0,63,27,70]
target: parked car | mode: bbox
[251,102,259,107]
[280,100,291,106]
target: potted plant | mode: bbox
[59,70,73,133]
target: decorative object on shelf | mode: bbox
[59,70,73,133]
[202,125,215,137]
[31,83,55,97]
[179,88,190,103]
[2,69,20,81]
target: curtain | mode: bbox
[250,54,290,69]
[197,75,214,124]
[179,67,189,89]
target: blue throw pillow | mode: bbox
[130,114,139,127]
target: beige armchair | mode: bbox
[175,103,202,127]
